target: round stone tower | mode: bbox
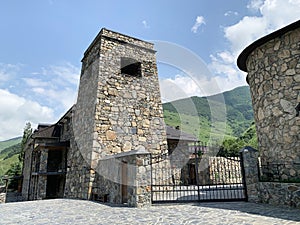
[237,20,300,181]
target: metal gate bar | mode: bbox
[151,144,247,203]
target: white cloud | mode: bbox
[215,51,235,64]
[159,72,247,103]
[142,20,150,29]
[33,87,77,110]
[209,54,248,89]
[209,0,300,91]
[225,0,300,54]
[0,62,80,140]
[191,16,206,33]
[0,63,21,83]
[23,78,48,87]
[0,89,54,140]
[160,75,201,102]
[47,63,80,86]
[224,11,238,17]
[25,62,80,113]
[224,16,269,54]
[247,0,264,11]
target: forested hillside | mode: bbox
[163,86,254,142]
[0,138,22,177]
[0,137,22,153]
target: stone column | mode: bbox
[240,146,259,203]
[115,149,152,208]
[134,152,152,208]
[39,149,48,173]
[38,149,48,199]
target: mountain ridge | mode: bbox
[0,137,22,153]
[163,85,253,142]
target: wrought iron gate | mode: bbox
[151,146,247,203]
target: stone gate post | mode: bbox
[240,146,259,203]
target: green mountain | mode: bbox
[0,138,22,177]
[163,86,254,143]
[0,137,22,153]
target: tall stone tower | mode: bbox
[237,20,300,181]
[72,28,168,206]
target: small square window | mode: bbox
[121,57,141,77]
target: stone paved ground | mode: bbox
[0,199,299,225]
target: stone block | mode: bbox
[106,130,117,140]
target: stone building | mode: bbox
[237,20,300,207]
[22,28,198,207]
[237,19,300,181]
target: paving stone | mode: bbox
[0,199,300,225]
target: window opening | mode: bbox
[121,57,141,77]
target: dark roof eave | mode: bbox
[167,137,198,142]
[237,20,300,72]
[57,105,74,124]
[166,126,198,142]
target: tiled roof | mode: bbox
[32,125,56,138]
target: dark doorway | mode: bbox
[46,175,64,199]
[189,164,196,185]
[45,149,66,199]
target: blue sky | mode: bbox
[0,0,299,140]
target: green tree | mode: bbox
[217,123,258,157]
[217,138,246,157]
[4,122,32,191]
[19,122,32,163]
[5,162,22,190]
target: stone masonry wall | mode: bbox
[64,115,91,200]
[246,27,300,180]
[64,140,91,200]
[21,142,33,200]
[68,31,101,199]
[93,29,168,160]
[92,149,152,207]
[70,28,168,205]
[241,147,300,208]
[258,182,300,208]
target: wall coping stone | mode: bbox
[82,28,155,62]
[100,148,151,161]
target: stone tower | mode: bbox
[72,28,168,206]
[237,20,300,181]
[75,28,168,161]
